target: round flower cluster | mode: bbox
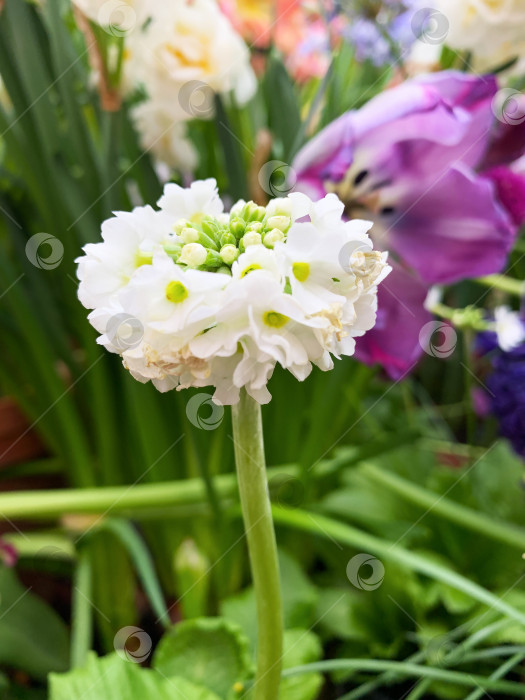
[76,180,390,404]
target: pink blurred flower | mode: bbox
[220,0,342,82]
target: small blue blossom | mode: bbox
[337,0,424,65]
[477,326,525,458]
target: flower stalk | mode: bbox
[474,274,525,298]
[231,389,283,700]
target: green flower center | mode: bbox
[166,280,189,303]
[240,263,262,278]
[135,251,153,268]
[263,311,289,328]
[292,262,310,282]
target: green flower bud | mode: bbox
[230,217,246,240]
[246,221,263,233]
[200,216,218,235]
[220,231,237,247]
[181,226,200,244]
[174,539,210,620]
[266,215,290,232]
[220,244,240,264]
[179,243,207,267]
[204,249,224,269]
[242,201,266,222]
[241,231,262,248]
[173,218,189,234]
[198,231,219,251]
[263,228,285,248]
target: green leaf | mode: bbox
[96,519,169,627]
[0,567,69,680]
[214,96,249,201]
[153,618,253,699]
[280,629,323,700]
[263,53,301,162]
[221,550,319,649]
[88,532,137,653]
[49,652,221,700]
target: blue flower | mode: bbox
[477,329,525,457]
[338,0,423,65]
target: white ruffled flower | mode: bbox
[129,102,198,173]
[74,0,256,172]
[120,0,256,171]
[435,0,525,71]
[77,179,390,404]
[123,0,256,108]
[158,179,224,222]
[76,205,173,309]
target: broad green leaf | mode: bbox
[280,629,323,700]
[153,618,253,699]
[221,550,319,649]
[49,652,220,700]
[0,567,69,680]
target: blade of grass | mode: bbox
[282,660,525,696]
[71,546,93,669]
[95,518,170,627]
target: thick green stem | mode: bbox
[70,547,93,668]
[231,390,283,700]
[474,274,525,297]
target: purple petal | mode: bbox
[355,262,431,379]
[482,166,525,227]
[387,163,516,284]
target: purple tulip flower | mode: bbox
[292,72,525,379]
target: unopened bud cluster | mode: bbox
[162,199,293,273]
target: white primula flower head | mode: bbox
[76,179,391,405]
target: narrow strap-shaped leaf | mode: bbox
[282,659,525,696]
[98,518,170,627]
